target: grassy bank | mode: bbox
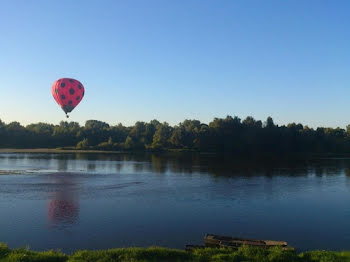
[1,243,350,262]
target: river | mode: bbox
[0,152,349,253]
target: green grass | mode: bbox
[1,243,350,262]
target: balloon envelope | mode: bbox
[52,78,85,115]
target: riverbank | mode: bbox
[0,148,122,154]
[1,148,350,159]
[0,243,349,262]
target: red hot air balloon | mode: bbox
[51,78,85,118]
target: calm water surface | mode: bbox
[0,152,349,252]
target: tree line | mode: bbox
[1,116,350,154]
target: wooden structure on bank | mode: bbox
[205,234,291,248]
[185,234,294,251]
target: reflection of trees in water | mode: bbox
[151,155,167,174]
[165,154,198,174]
[116,163,122,172]
[345,168,350,177]
[75,153,86,160]
[87,163,96,171]
[57,158,68,171]
[4,154,25,160]
[344,168,350,188]
[316,167,342,177]
[47,174,79,228]
[133,162,145,173]
[125,153,350,178]
[56,152,350,178]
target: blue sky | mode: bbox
[0,0,349,128]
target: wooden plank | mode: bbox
[204,234,290,248]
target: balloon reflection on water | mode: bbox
[47,173,79,228]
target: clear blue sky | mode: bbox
[1,0,349,128]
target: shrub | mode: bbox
[0,243,10,259]
[76,139,89,149]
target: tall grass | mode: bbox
[1,243,350,262]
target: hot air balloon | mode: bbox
[51,78,85,118]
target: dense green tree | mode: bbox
[5,122,28,147]
[109,123,128,143]
[264,116,275,129]
[152,123,172,149]
[83,120,110,146]
[127,122,147,149]
[169,127,184,148]
[144,121,158,146]
[124,136,136,149]
[26,122,55,147]
[0,119,6,145]
[52,121,81,147]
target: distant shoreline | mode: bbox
[0,148,195,154]
[0,148,123,154]
[1,148,350,160]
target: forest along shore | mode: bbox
[2,116,350,154]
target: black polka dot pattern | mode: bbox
[53,78,84,115]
